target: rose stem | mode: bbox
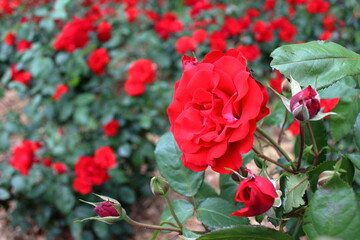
[305,122,319,168]
[252,147,296,174]
[256,126,295,169]
[277,111,288,145]
[165,194,183,230]
[124,215,181,233]
[297,123,305,171]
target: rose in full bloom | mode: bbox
[52,84,69,100]
[231,175,278,217]
[94,201,120,217]
[290,86,320,121]
[103,119,119,136]
[10,140,42,175]
[167,49,269,174]
[87,48,110,76]
[52,162,68,175]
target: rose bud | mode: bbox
[231,175,278,217]
[290,85,320,121]
[94,201,120,218]
[150,176,169,197]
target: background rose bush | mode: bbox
[0,0,359,239]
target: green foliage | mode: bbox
[283,174,309,213]
[155,132,204,197]
[160,199,194,226]
[198,225,294,240]
[303,176,360,240]
[271,41,360,90]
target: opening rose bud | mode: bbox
[94,201,120,218]
[231,175,278,217]
[290,86,320,121]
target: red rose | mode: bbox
[209,31,227,52]
[319,30,332,40]
[73,176,93,194]
[87,48,110,76]
[246,8,260,19]
[263,0,276,11]
[167,49,269,174]
[52,84,69,100]
[125,7,138,22]
[222,17,242,37]
[306,0,330,14]
[290,86,320,121]
[52,162,68,175]
[237,44,260,62]
[103,119,119,136]
[175,36,196,54]
[94,146,116,169]
[231,175,278,217]
[4,32,16,46]
[323,14,337,31]
[192,29,207,44]
[154,12,183,40]
[94,201,120,217]
[16,39,32,52]
[124,80,146,96]
[53,17,93,53]
[252,20,273,43]
[10,140,42,175]
[320,98,339,114]
[287,120,300,136]
[10,64,31,86]
[269,71,284,94]
[43,157,52,167]
[97,21,112,42]
[128,59,156,84]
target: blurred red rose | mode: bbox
[209,31,226,51]
[124,59,156,96]
[320,98,339,113]
[125,7,138,22]
[52,162,68,175]
[10,140,42,175]
[154,12,183,40]
[252,20,273,43]
[87,48,110,76]
[306,0,330,14]
[43,157,52,167]
[97,21,112,42]
[94,146,116,169]
[269,71,285,94]
[192,29,207,44]
[323,14,337,31]
[4,32,15,46]
[53,84,69,101]
[16,39,32,52]
[103,119,119,136]
[319,30,332,40]
[53,17,93,52]
[237,44,260,62]
[222,17,242,37]
[168,49,269,174]
[10,64,31,86]
[175,36,196,54]
[231,175,278,217]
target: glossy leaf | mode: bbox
[160,199,194,226]
[271,41,360,90]
[303,176,360,239]
[197,197,249,230]
[198,225,294,240]
[155,132,204,197]
[284,174,309,213]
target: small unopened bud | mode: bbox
[94,201,120,218]
[290,86,320,121]
[150,176,169,197]
[318,170,337,187]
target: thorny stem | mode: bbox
[252,147,296,174]
[297,123,305,171]
[306,122,319,168]
[165,194,183,230]
[256,126,295,169]
[278,111,288,145]
[124,216,181,233]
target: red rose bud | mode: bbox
[290,85,320,121]
[94,201,120,217]
[231,175,278,217]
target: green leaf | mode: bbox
[195,182,219,205]
[155,132,204,197]
[303,176,360,239]
[0,188,10,200]
[197,197,249,230]
[270,41,360,90]
[55,185,75,214]
[198,225,294,240]
[219,174,238,202]
[348,153,360,170]
[284,174,309,213]
[330,97,360,142]
[354,113,360,150]
[160,199,194,226]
